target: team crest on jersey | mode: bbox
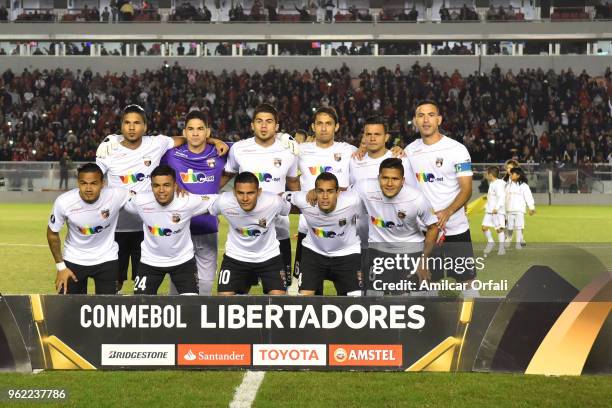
[435,157,444,167]
[273,158,282,168]
[258,218,267,228]
[339,218,347,227]
[207,158,216,168]
[172,213,181,223]
[397,210,406,220]
[334,153,342,162]
[101,209,110,219]
[143,156,152,166]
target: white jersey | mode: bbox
[298,141,357,233]
[224,138,298,194]
[486,179,506,214]
[96,135,175,232]
[48,187,131,266]
[405,135,472,236]
[288,190,363,257]
[354,179,437,252]
[505,181,535,213]
[209,192,291,263]
[124,192,214,267]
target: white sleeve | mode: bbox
[402,158,417,188]
[191,194,219,216]
[348,158,357,186]
[123,196,139,214]
[96,156,108,175]
[522,184,535,210]
[48,200,66,232]
[160,135,175,152]
[207,193,224,216]
[287,155,298,178]
[287,191,308,208]
[115,188,132,208]
[417,195,438,227]
[453,144,473,177]
[224,147,240,174]
[276,195,292,216]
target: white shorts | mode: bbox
[482,213,505,229]
[506,212,525,230]
[275,215,290,240]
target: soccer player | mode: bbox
[47,163,131,294]
[221,104,299,284]
[482,166,506,256]
[403,99,477,295]
[213,172,290,296]
[285,172,363,296]
[96,104,227,291]
[295,107,357,283]
[505,167,536,250]
[123,164,216,295]
[161,110,228,295]
[354,158,438,295]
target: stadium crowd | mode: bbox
[0,63,610,166]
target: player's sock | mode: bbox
[515,229,523,249]
[279,238,292,286]
[497,231,506,254]
[505,230,513,247]
[484,229,494,242]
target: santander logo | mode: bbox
[183,349,196,361]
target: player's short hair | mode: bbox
[122,104,147,124]
[414,99,440,115]
[379,158,404,177]
[77,163,103,180]
[510,167,528,184]
[185,110,209,127]
[486,166,500,178]
[505,159,519,168]
[253,103,278,123]
[313,106,339,125]
[364,115,388,134]
[151,164,176,182]
[234,171,259,188]
[294,129,308,136]
[315,172,339,190]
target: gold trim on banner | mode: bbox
[525,271,612,376]
[29,295,97,371]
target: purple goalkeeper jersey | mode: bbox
[162,143,229,235]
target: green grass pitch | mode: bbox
[0,203,610,406]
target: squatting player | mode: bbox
[123,164,216,295]
[221,104,299,283]
[212,172,290,296]
[285,172,363,296]
[400,100,477,295]
[96,104,227,291]
[162,110,229,295]
[353,158,438,295]
[47,163,131,294]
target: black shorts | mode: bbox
[366,248,421,295]
[134,258,198,295]
[430,229,477,282]
[115,231,144,282]
[62,260,118,294]
[218,254,287,294]
[299,247,363,295]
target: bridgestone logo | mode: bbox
[107,351,169,359]
[101,344,175,366]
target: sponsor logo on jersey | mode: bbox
[177,344,251,366]
[370,216,396,229]
[312,227,344,238]
[253,344,326,366]
[329,345,402,366]
[415,172,443,183]
[180,169,215,184]
[101,344,174,366]
[206,158,216,168]
[236,227,262,237]
[172,213,181,223]
[435,157,444,167]
[101,209,110,219]
[79,225,106,235]
[254,172,280,183]
[147,225,180,236]
[119,173,147,184]
[308,165,333,176]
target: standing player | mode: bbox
[354,158,438,295]
[96,104,227,291]
[505,167,536,250]
[403,100,477,295]
[221,104,299,284]
[295,107,357,282]
[482,166,506,256]
[123,165,216,295]
[212,172,290,296]
[286,172,363,296]
[47,163,131,294]
[162,110,228,295]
